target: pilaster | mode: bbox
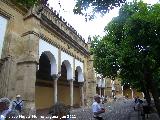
[58,48,61,72]
[15,33,39,115]
[85,57,96,106]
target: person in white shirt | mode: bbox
[92,95,105,120]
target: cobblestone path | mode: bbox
[36,99,160,120]
[70,99,134,120]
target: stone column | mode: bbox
[54,78,58,104]
[130,87,134,99]
[99,87,102,97]
[57,48,61,103]
[121,86,124,97]
[142,92,145,98]
[103,88,105,97]
[111,81,115,97]
[70,80,73,106]
[52,73,61,104]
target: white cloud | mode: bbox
[48,0,159,42]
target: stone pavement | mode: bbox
[35,98,160,120]
[70,99,160,120]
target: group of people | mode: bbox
[0,95,23,120]
[134,96,143,111]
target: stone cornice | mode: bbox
[21,30,85,62]
[22,4,89,57]
[40,15,90,57]
[39,32,85,62]
[17,60,38,65]
[88,81,96,83]
[1,0,28,15]
[0,56,10,68]
[0,7,13,19]
[2,0,90,57]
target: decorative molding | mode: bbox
[17,60,38,65]
[0,8,13,19]
[38,5,89,56]
[21,31,39,37]
[1,0,28,15]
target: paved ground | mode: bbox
[70,99,160,120]
[35,98,160,120]
[71,99,133,120]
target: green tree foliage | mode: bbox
[73,0,126,20]
[91,36,119,79]
[11,0,40,8]
[91,1,160,116]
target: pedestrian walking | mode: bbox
[134,96,139,110]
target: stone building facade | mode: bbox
[96,76,144,99]
[0,0,96,112]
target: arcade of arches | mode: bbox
[96,78,144,99]
[35,50,83,110]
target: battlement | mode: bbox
[41,3,87,50]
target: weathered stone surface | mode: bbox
[0,0,96,115]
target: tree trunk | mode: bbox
[149,79,160,117]
[140,79,151,106]
[143,88,151,106]
[144,68,160,117]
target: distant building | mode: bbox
[96,76,143,99]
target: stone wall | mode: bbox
[0,0,96,112]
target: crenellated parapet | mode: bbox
[40,4,87,50]
[5,0,88,56]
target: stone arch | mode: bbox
[73,66,83,107]
[42,51,57,75]
[36,51,57,110]
[57,60,71,106]
[76,66,84,82]
[61,60,72,80]
[39,39,58,74]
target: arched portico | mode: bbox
[57,60,72,106]
[76,66,84,82]
[35,51,57,110]
[62,60,72,80]
[73,66,84,107]
[43,51,57,75]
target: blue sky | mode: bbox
[48,0,159,42]
[0,16,7,58]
